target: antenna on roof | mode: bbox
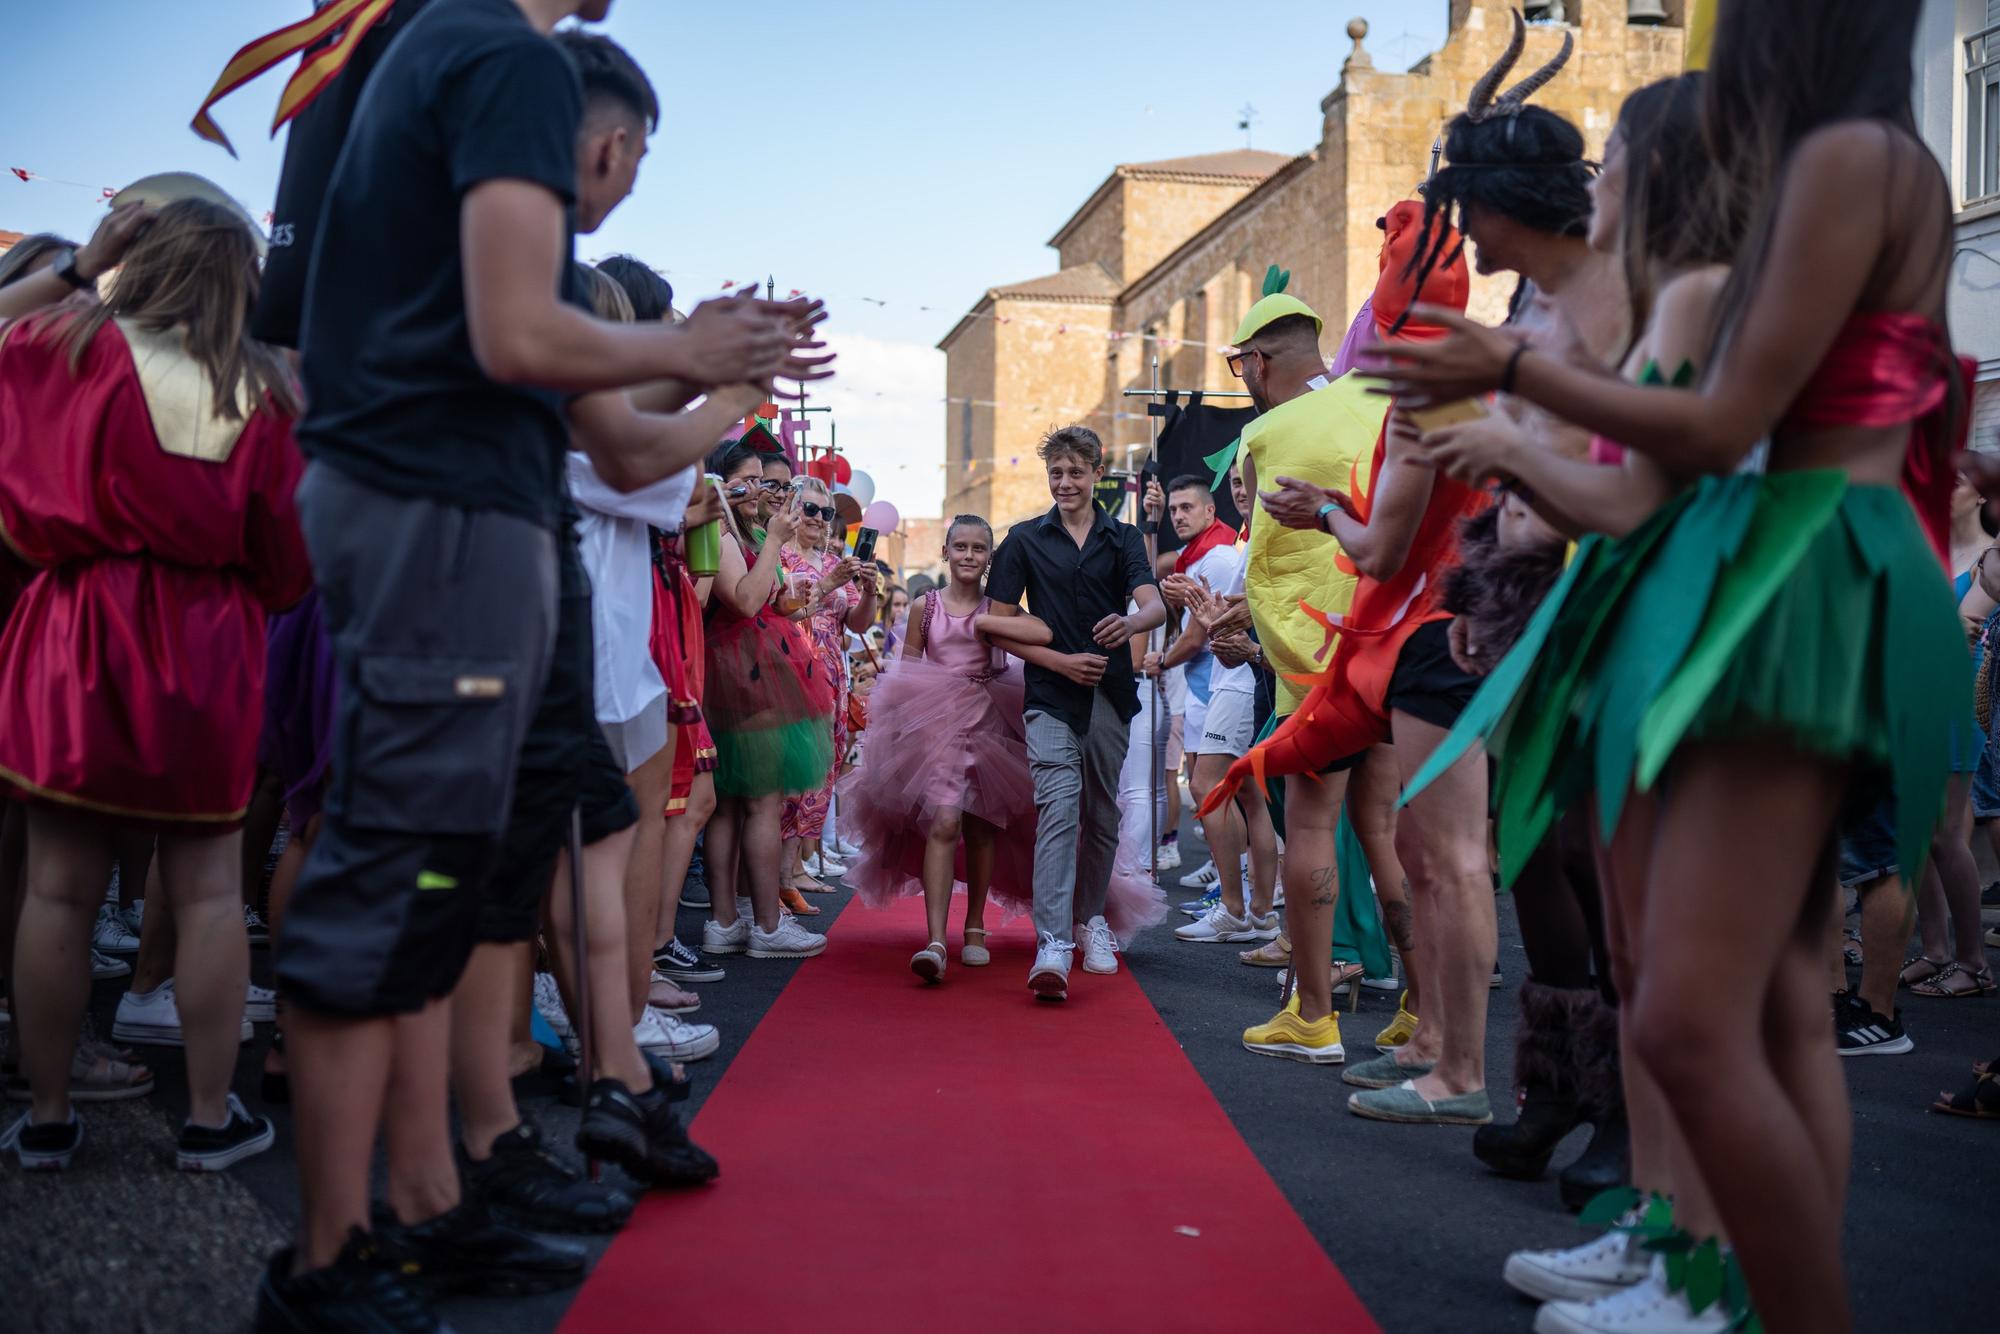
[1237,104,1259,149]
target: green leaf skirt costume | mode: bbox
[1406,470,1968,887]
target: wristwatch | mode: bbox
[50,247,94,290]
[1315,501,1342,533]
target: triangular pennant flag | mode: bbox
[1204,435,1242,491]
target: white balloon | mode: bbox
[845,470,877,509]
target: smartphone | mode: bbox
[852,527,878,564]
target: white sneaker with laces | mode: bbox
[91,949,130,981]
[1504,1223,1653,1303]
[111,980,253,1047]
[748,916,828,959]
[243,906,271,945]
[92,904,139,955]
[1175,903,1261,943]
[1532,1256,1730,1334]
[1180,860,1220,890]
[813,852,847,877]
[244,983,277,1024]
[633,1008,721,1061]
[1245,910,1282,941]
[120,899,145,937]
[1028,933,1074,1000]
[1078,916,1119,975]
[703,916,750,956]
[532,972,574,1039]
[1155,840,1182,871]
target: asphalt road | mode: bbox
[2,815,1995,1334]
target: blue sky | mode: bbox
[1,0,1447,515]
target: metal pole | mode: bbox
[1148,355,1163,884]
[566,807,597,1180]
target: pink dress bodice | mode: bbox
[924,591,1005,678]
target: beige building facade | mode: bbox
[940,0,1689,528]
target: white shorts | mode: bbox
[1184,693,1209,748]
[1195,689,1256,758]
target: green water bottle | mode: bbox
[686,474,724,576]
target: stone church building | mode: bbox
[939,0,1689,526]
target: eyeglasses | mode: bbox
[798,501,835,521]
[757,479,788,493]
[1226,347,1264,379]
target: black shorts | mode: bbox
[276,464,557,1018]
[482,534,639,942]
[1315,619,1479,775]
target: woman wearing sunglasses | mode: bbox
[779,477,877,909]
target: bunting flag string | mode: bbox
[8,169,115,199]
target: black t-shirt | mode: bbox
[987,506,1158,734]
[254,0,434,349]
[297,0,581,527]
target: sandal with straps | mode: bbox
[911,941,947,984]
[1930,1068,2000,1120]
[961,927,990,968]
[1911,962,1991,999]
[1899,955,1949,988]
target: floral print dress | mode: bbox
[780,544,855,839]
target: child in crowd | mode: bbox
[841,517,1051,980]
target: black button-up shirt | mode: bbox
[987,505,1158,735]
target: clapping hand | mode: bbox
[1356,306,1521,409]
[1160,572,1210,611]
[1406,412,1525,487]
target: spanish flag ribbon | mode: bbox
[191,0,397,157]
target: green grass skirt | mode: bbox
[1406,472,1967,886]
[711,715,834,799]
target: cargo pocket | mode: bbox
[341,655,521,835]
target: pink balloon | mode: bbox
[861,500,900,533]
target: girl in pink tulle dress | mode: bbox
[841,517,1168,982]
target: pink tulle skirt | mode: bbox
[837,656,1167,943]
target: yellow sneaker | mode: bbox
[1242,1004,1345,1064]
[1374,990,1420,1053]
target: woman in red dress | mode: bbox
[0,199,312,1173]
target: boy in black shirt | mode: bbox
[264,2,823,1328]
[986,426,1165,1000]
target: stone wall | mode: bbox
[1056,186,1126,281]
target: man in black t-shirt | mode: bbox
[985,426,1165,1001]
[265,1,824,1327]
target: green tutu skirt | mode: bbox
[1407,472,1967,886]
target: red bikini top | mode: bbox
[1778,311,1972,564]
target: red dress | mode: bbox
[0,315,311,824]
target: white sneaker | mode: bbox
[243,906,271,945]
[1505,1224,1653,1304]
[633,1008,720,1061]
[1155,840,1183,871]
[244,983,277,1024]
[1028,933,1074,1001]
[1362,974,1402,992]
[1246,910,1282,941]
[120,899,145,937]
[1077,916,1119,975]
[532,972,574,1040]
[92,904,139,955]
[1272,878,1286,909]
[91,949,131,981]
[1180,860,1220,890]
[812,852,847,877]
[1532,1256,1730,1334]
[748,916,828,959]
[111,981,253,1046]
[1175,903,1261,943]
[702,916,750,956]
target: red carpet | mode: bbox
[561,899,1379,1334]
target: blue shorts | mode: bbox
[1837,799,1898,890]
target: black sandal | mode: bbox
[1931,1068,2000,1120]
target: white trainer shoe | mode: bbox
[633,1008,720,1062]
[1505,1224,1653,1304]
[1532,1256,1731,1334]
[1155,840,1182,871]
[111,981,253,1046]
[531,972,574,1039]
[91,949,131,981]
[748,916,828,959]
[702,916,750,956]
[1175,903,1262,943]
[1180,860,1220,890]
[92,903,139,955]
[244,983,277,1024]
[1077,916,1119,975]
[1028,933,1074,1000]
[1245,910,1282,941]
